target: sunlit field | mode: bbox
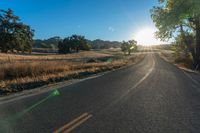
[0,51,109,62]
[0,50,144,95]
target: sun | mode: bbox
[134,27,164,46]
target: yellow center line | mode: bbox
[63,114,92,133]
[53,112,92,133]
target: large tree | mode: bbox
[0,9,34,53]
[151,0,200,69]
[58,37,71,54]
[69,35,88,52]
[121,40,137,55]
[58,35,90,54]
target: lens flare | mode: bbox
[0,89,60,126]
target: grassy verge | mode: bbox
[160,50,194,70]
[0,51,145,96]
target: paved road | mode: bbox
[1,53,200,133]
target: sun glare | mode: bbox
[134,27,164,46]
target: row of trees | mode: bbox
[121,40,138,55]
[88,39,121,49]
[58,35,91,54]
[32,38,122,50]
[151,0,200,70]
[0,9,34,53]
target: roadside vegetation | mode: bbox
[158,44,194,69]
[151,0,200,71]
[0,50,144,95]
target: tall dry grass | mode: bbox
[0,61,127,81]
[0,51,110,62]
[0,61,72,80]
[0,51,144,95]
[0,60,128,95]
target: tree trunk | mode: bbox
[180,24,198,69]
[1,49,8,53]
[128,50,131,55]
[188,44,196,62]
[195,18,200,70]
[180,22,200,69]
[76,47,79,53]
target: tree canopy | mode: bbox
[58,35,91,54]
[0,9,34,53]
[151,0,200,69]
[88,39,121,49]
[121,40,138,55]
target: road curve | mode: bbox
[1,53,200,133]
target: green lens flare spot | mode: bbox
[52,89,60,96]
[107,58,113,63]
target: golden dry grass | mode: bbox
[0,51,144,95]
[0,61,128,94]
[0,51,110,62]
[0,61,127,81]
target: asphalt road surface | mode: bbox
[1,53,200,133]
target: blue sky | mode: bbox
[1,0,160,42]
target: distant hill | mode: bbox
[33,36,62,49]
[33,37,122,50]
[87,39,122,49]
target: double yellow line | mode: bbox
[54,112,92,133]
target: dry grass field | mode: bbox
[0,50,144,95]
[0,51,110,62]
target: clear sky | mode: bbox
[1,0,164,44]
